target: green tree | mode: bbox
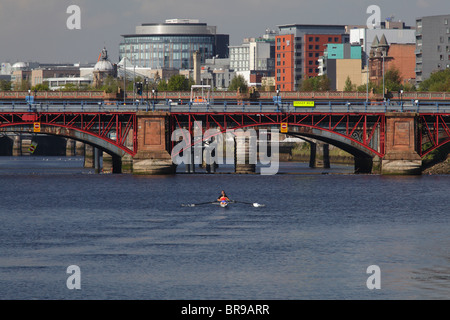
[383,67,402,93]
[0,80,12,91]
[300,75,330,92]
[101,75,120,93]
[343,76,356,92]
[356,81,376,93]
[157,79,169,91]
[228,74,248,92]
[32,82,49,92]
[167,74,193,91]
[418,69,450,92]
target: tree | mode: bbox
[383,67,402,93]
[157,79,169,91]
[0,80,12,91]
[167,74,193,91]
[343,76,356,92]
[300,75,330,92]
[418,69,450,92]
[228,75,248,92]
[101,75,120,93]
[32,82,50,92]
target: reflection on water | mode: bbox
[0,156,449,300]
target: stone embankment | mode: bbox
[423,157,450,175]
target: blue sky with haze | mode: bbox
[0,0,449,63]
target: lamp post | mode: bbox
[276,89,280,110]
[382,53,385,102]
[399,89,403,109]
[123,57,126,105]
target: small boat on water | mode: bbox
[219,200,229,208]
[182,200,264,208]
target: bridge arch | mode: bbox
[0,122,134,157]
[0,122,134,173]
[173,119,383,174]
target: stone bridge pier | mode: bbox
[132,112,176,174]
[382,112,422,175]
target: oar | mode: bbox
[232,200,265,208]
[181,201,216,207]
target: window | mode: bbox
[309,37,313,42]
[315,37,319,42]
[328,37,332,42]
[309,53,313,57]
[334,37,339,42]
[315,45,319,50]
[445,19,448,25]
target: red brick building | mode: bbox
[276,24,348,91]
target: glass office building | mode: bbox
[119,19,229,70]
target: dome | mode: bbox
[12,62,27,71]
[94,60,113,72]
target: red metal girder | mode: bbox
[421,116,436,145]
[314,115,328,127]
[349,115,363,137]
[367,115,381,146]
[208,115,226,131]
[439,115,450,137]
[332,115,346,131]
[101,115,116,137]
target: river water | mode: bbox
[0,156,449,300]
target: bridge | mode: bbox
[1,99,450,175]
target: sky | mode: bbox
[0,0,449,64]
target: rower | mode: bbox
[217,190,229,202]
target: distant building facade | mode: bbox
[119,19,229,70]
[415,14,450,84]
[368,34,416,86]
[276,24,348,91]
[319,43,364,91]
[349,20,415,68]
[229,31,276,88]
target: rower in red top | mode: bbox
[217,190,229,202]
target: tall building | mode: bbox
[276,24,348,91]
[119,19,229,70]
[229,37,275,87]
[319,43,363,91]
[415,14,450,84]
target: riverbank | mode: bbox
[423,156,450,175]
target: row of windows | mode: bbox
[307,36,340,43]
[120,43,212,52]
[123,36,214,44]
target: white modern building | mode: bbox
[229,35,275,86]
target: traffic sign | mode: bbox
[294,101,315,107]
[33,122,41,133]
[280,123,288,133]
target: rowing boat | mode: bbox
[182,200,264,208]
[219,200,229,208]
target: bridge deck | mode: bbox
[1,100,450,114]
